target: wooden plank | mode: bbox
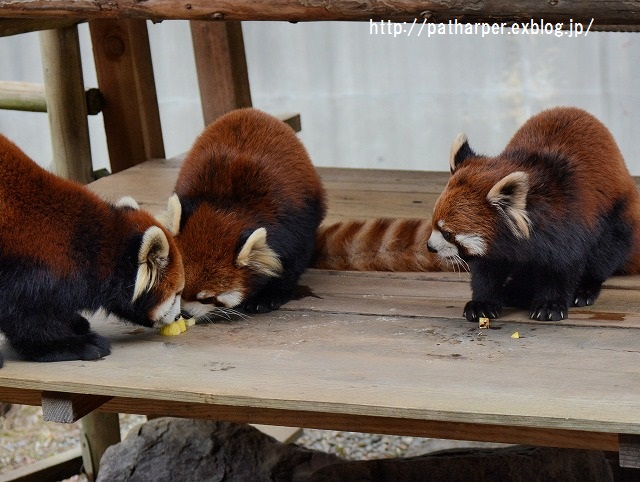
[96,397,618,452]
[0,1,637,27]
[0,18,81,37]
[41,391,113,423]
[0,448,83,482]
[190,20,252,126]
[39,26,94,184]
[619,434,640,469]
[89,18,164,173]
[0,305,639,437]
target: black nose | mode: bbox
[427,242,437,253]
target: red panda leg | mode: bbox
[464,259,512,322]
[2,314,111,363]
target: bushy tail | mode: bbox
[312,218,446,271]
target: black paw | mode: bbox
[25,333,111,363]
[463,301,502,322]
[572,287,600,307]
[242,298,284,314]
[529,301,567,321]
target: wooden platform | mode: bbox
[1,159,640,463]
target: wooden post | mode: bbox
[80,412,121,482]
[89,19,165,173]
[39,26,94,184]
[190,21,252,125]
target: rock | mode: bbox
[96,418,341,482]
[97,418,614,482]
[308,445,614,482]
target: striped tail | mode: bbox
[312,218,447,271]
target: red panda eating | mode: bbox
[159,108,326,319]
[0,134,184,367]
[427,106,640,322]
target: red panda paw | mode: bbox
[529,302,568,321]
[463,301,502,322]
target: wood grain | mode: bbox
[89,19,164,173]
[0,1,638,27]
[5,161,640,453]
[41,391,113,423]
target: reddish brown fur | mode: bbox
[174,108,326,307]
[0,134,183,320]
[313,218,446,271]
[433,107,640,273]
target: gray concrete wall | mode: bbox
[1,22,639,173]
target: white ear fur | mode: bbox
[449,133,468,173]
[115,196,140,210]
[487,171,531,239]
[235,227,283,278]
[155,194,182,236]
[133,226,170,302]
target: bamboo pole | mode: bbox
[39,26,94,184]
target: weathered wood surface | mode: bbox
[2,160,640,452]
[0,1,638,27]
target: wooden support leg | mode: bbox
[41,392,118,480]
[39,26,94,184]
[190,21,252,125]
[89,19,164,173]
[81,412,121,482]
[619,434,640,468]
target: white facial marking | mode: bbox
[181,300,214,319]
[216,290,244,308]
[151,295,182,327]
[428,228,459,259]
[455,233,487,256]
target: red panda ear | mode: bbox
[235,227,283,277]
[133,226,170,301]
[115,196,140,210]
[487,171,531,239]
[156,194,182,236]
[449,133,476,173]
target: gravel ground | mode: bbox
[1,404,507,479]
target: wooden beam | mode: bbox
[0,18,82,37]
[190,21,252,126]
[41,391,113,423]
[89,19,164,173]
[277,112,301,133]
[619,434,640,469]
[39,26,95,184]
[0,81,104,114]
[0,1,639,27]
[0,448,83,482]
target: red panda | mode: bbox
[159,108,326,319]
[427,107,640,322]
[313,218,446,271]
[0,134,184,367]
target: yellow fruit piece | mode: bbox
[511,331,520,339]
[184,317,196,327]
[478,317,490,329]
[159,321,182,336]
[177,318,187,333]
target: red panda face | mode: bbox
[122,206,185,327]
[428,178,495,264]
[175,206,250,321]
[159,195,283,321]
[427,134,532,267]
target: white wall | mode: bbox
[1,22,639,174]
